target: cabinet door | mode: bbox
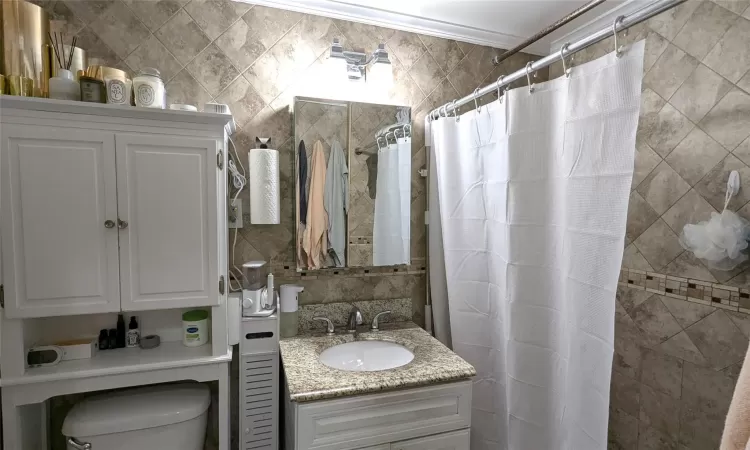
[116,134,220,311]
[1,125,120,318]
[392,429,470,450]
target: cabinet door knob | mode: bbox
[118,219,128,229]
[104,220,115,228]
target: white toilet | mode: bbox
[62,383,211,450]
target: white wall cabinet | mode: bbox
[0,98,231,319]
[116,134,220,312]
[1,126,121,318]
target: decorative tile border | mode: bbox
[270,262,427,279]
[619,268,750,314]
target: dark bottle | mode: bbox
[127,316,140,348]
[108,329,117,350]
[116,314,127,348]
[99,329,109,350]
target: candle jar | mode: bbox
[104,73,132,105]
[133,67,165,109]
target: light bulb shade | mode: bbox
[326,55,349,84]
[368,61,393,88]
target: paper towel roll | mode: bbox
[249,149,280,224]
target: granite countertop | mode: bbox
[280,322,476,402]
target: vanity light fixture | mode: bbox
[328,39,393,86]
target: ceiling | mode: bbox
[252,0,633,55]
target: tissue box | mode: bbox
[54,338,98,361]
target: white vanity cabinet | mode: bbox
[352,431,470,450]
[284,380,472,450]
[0,97,230,318]
[389,430,470,450]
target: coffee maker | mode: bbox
[241,260,276,317]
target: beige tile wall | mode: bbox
[546,4,750,448]
[550,0,750,286]
[41,0,546,322]
[612,282,749,449]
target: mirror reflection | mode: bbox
[294,97,412,270]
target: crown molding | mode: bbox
[243,0,550,55]
[548,0,651,53]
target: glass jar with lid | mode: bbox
[133,67,165,109]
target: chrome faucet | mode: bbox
[313,316,335,335]
[370,310,392,331]
[347,305,363,333]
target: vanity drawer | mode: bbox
[294,380,472,450]
[392,429,470,450]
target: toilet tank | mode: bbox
[62,383,211,450]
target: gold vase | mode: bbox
[7,74,33,95]
[0,0,51,97]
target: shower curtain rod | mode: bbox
[429,0,686,120]
[492,0,608,66]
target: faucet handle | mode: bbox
[313,316,335,335]
[370,310,392,331]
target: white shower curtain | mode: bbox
[374,136,411,265]
[429,42,644,450]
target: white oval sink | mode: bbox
[319,340,414,372]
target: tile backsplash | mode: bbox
[41,0,546,322]
[550,0,750,287]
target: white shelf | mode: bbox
[0,96,232,126]
[1,341,232,386]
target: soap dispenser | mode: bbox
[279,285,304,337]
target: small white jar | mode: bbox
[49,69,80,101]
[133,67,165,109]
[182,310,209,347]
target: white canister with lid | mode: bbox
[48,69,80,101]
[182,310,210,347]
[133,67,165,109]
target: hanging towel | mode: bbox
[721,343,750,450]
[324,140,349,267]
[298,140,308,225]
[302,141,328,269]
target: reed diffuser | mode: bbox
[47,33,80,101]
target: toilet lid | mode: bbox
[62,383,211,437]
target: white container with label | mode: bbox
[133,67,165,109]
[182,310,209,347]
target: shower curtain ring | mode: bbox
[473,88,482,114]
[560,43,571,78]
[613,15,625,58]
[526,62,535,93]
[450,100,460,122]
[496,75,504,100]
